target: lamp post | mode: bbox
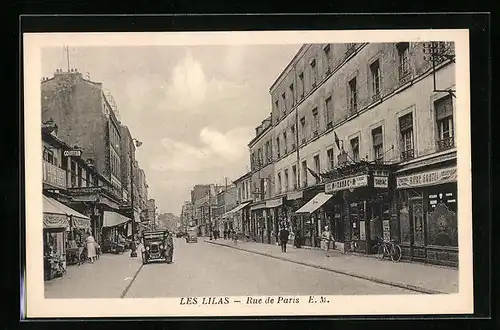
[130,138,142,258]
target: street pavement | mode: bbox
[204,239,459,294]
[123,238,415,297]
[46,238,456,298]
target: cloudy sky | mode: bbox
[41,44,301,215]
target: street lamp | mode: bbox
[130,138,142,258]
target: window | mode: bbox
[292,165,297,189]
[314,155,320,184]
[323,44,332,72]
[258,148,263,166]
[251,153,255,170]
[435,95,455,151]
[399,112,414,160]
[312,108,319,136]
[290,125,296,150]
[350,137,360,162]
[283,131,288,154]
[274,100,279,113]
[281,92,286,115]
[397,42,411,81]
[298,72,304,97]
[71,160,77,187]
[310,59,317,87]
[284,169,289,192]
[372,126,384,161]
[302,160,308,187]
[325,97,333,128]
[370,60,381,100]
[43,148,55,164]
[300,117,306,143]
[289,84,294,106]
[265,141,271,163]
[277,172,282,194]
[348,77,357,112]
[327,148,334,170]
[276,137,280,158]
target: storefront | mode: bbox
[266,197,284,244]
[101,211,131,252]
[396,164,458,267]
[295,192,334,248]
[250,201,266,243]
[323,161,396,254]
[222,202,251,237]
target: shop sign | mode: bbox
[287,191,303,200]
[374,176,389,188]
[383,220,391,241]
[64,149,82,157]
[250,203,266,211]
[396,166,457,189]
[325,175,369,194]
[266,198,283,208]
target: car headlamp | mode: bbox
[146,246,150,251]
[160,244,164,249]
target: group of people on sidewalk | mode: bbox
[277,223,334,257]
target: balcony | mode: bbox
[372,91,381,102]
[312,81,317,88]
[293,183,297,190]
[43,161,67,189]
[326,122,333,130]
[401,149,415,161]
[398,64,412,84]
[436,136,455,151]
[313,130,319,138]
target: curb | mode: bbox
[120,259,144,298]
[205,240,445,295]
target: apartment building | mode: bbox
[263,42,457,266]
[231,171,253,236]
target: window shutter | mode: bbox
[435,95,453,120]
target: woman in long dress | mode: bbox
[86,232,97,263]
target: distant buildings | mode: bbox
[157,213,180,232]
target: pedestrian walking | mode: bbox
[85,232,97,263]
[320,226,333,257]
[294,228,302,248]
[223,229,227,239]
[279,226,290,253]
[231,229,238,246]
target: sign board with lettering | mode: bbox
[396,167,457,189]
[373,176,389,188]
[287,191,303,200]
[266,198,283,208]
[325,175,368,194]
[64,149,82,157]
[382,220,391,241]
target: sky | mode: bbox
[41,44,301,215]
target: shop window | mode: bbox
[43,148,55,164]
[435,95,455,151]
[327,148,334,170]
[426,186,458,247]
[399,112,414,160]
[372,126,384,161]
[350,137,360,162]
[349,201,364,240]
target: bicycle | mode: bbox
[372,239,402,262]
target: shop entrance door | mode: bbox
[409,197,425,246]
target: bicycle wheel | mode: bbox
[391,244,402,262]
[381,244,389,260]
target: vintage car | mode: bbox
[141,230,173,264]
[185,226,198,243]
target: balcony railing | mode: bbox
[43,161,67,189]
[436,136,455,151]
[398,64,412,84]
[401,149,415,161]
[372,91,381,102]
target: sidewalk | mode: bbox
[44,251,143,299]
[205,239,459,294]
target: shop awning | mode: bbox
[102,211,131,228]
[43,196,91,230]
[222,202,250,218]
[295,193,333,214]
[43,196,80,229]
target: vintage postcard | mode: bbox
[23,30,473,318]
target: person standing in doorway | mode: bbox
[320,226,333,257]
[279,226,290,253]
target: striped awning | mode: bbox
[43,196,91,230]
[43,196,71,229]
[103,211,131,228]
[222,202,250,218]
